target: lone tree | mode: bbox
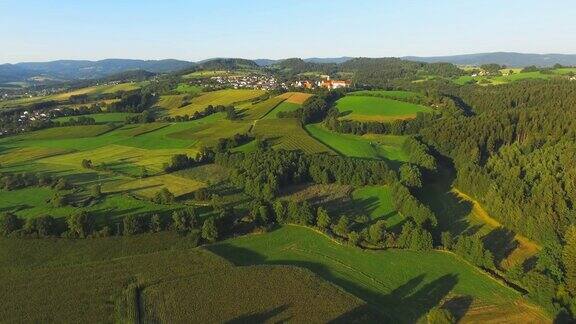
[67,211,95,238]
[334,216,350,237]
[316,207,331,229]
[201,217,219,242]
[368,220,387,245]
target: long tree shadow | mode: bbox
[441,295,473,323]
[482,227,518,266]
[226,304,292,324]
[415,156,473,235]
[207,244,459,323]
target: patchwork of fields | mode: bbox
[0,233,377,322]
[168,89,265,116]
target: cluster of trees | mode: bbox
[108,91,156,113]
[215,133,253,153]
[163,149,215,173]
[277,91,344,124]
[215,149,396,200]
[402,137,437,172]
[391,183,437,227]
[421,80,576,243]
[324,111,436,136]
[0,206,234,243]
[0,172,70,191]
[416,79,576,319]
[125,110,155,124]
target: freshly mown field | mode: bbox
[168,89,265,116]
[208,225,549,323]
[276,91,313,104]
[0,233,376,323]
[251,118,332,154]
[306,123,408,162]
[336,95,432,122]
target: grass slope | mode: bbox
[306,123,408,162]
[209,226,547,323]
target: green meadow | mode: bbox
[336,96,432,122]
[208,225,529,323]
[305,123,408,162]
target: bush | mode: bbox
[153,188,175,204]
[0,212,22,236]
[201,217,219,242]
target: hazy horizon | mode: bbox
[1,0,575,64]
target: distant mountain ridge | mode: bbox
[3,53,576,84]
[403,52,576,67]
[0,59,194,83]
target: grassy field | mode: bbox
[348,90,423,101]
[24,124,115,140]
[350,186,403,227]
[174,83,203,95]
[53,112,137,123]
[156,94,187,110]
[240,96,286,120]
[168,89,265,116]
[0,233,374,323]
[208,225,547,323]
[251,118,332,154]
[306,123,408,162]
[336,96,432,122]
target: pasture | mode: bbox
[336,95,432,122]
[208,225,547,323]
[306,123,408,162]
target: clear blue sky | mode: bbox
[1,0,574,63]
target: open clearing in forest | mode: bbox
[208,225,548,323]
[305,123,408,162]
[0,233,375,323]
[451,189,541,269]
[336,96,432,122]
